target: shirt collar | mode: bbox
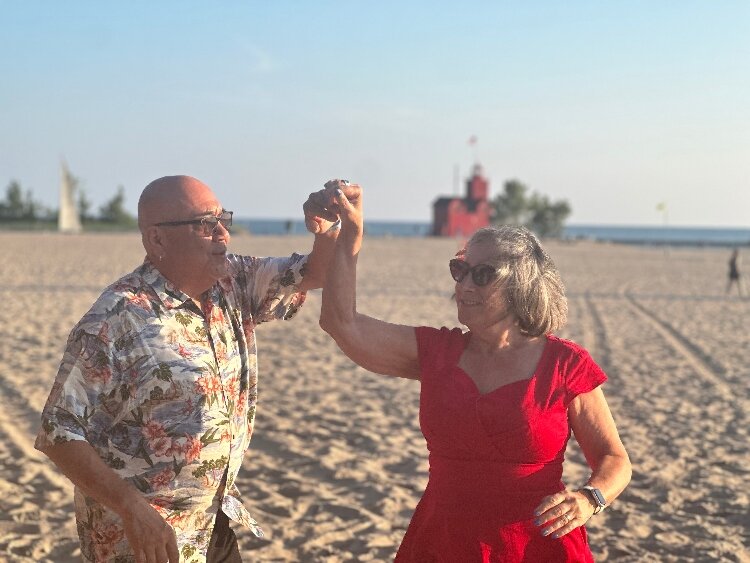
[139,258,196,310]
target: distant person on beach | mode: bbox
[726,248,743,297]
[320,190,632,562]
[35,175,359,563]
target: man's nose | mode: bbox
[213,221,230,240]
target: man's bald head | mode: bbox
[138,175,219,232]
[137,175,230,297]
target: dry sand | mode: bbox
[0,231,748,562]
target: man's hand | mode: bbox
[303,179,361,235]
[120,497,180,563]
[38,440,180,562]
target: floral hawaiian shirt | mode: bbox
[35,253,308,562]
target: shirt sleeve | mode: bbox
[35,327,122,451]
[228,253,309,325]
[564,347,608,405]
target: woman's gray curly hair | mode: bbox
[467,225,567,336]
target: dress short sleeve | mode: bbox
[415,326,465,382]
[564,345,608,404]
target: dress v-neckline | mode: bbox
[455,333,550,397]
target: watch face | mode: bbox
[589,487,606,506]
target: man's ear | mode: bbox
[143,226,167,256]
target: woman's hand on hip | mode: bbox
[532,489,596,539]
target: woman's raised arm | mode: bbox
[319,187,420,380]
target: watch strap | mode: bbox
[579,485,607,514]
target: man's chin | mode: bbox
[209,255,229,278]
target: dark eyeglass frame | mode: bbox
[449,258,500,287]
[154,211,233,235]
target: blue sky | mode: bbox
[1,1,748,226]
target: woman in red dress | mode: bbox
[320,187,632,562]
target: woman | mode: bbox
[320,188,631,562]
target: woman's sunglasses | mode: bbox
[449,258,500,286]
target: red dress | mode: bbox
[394,327,607,563]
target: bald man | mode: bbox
[35,176,360,563]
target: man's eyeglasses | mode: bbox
[154,211,233,236]
[449,258,500,287]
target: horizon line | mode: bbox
[235,217,750,231]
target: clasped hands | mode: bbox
[303,179,362,235]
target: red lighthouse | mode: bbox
[431,164,491,237]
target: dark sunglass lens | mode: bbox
[473,265,496,286]
[198,217,217,235]
[449,259,467,282]
[221,213,232,228]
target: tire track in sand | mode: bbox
[0,367,79,561]
[0,368,72,490]
[578,292,614,373]
[623,292,734,403]
[613,292,749,562]
[569,288,749,561]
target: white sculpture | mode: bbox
[58,161,82,233]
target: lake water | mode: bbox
[235,219,750,247]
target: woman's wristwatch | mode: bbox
[578,485,607,514]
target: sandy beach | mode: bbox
[0,231,747,562]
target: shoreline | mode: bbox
[1,226,748,250]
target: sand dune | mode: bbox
[0,232,747,562]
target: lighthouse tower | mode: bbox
[431,164,491,237]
